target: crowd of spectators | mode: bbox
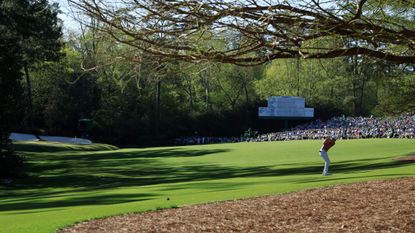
[175,136,242,145]
[175,112,415,145]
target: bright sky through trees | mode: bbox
[51,0,78,33]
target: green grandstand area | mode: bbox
[1,139,415,233]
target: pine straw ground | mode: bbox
[60,177,415,233]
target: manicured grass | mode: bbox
[1,139,415,233]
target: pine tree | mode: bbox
[0,0,62,180]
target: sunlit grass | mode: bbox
[1,139,415,233]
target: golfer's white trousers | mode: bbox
[319,149,330,175]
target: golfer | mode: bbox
[319,136,336,176]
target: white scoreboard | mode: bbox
[259,96,314,119]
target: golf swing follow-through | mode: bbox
[319,136,336,176]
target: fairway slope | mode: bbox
[60,177,415,233]
[3,139,415,233]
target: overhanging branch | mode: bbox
[70,0,415,65]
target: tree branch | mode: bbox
[70,0,415,65]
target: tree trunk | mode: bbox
[205,86,209,110]
[359,77,366,115]
[24,63,34,133]
[244,85,249,106]
[155,78,161,136]
[188,80,193,115]
[296,57,300,96]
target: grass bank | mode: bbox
[1,139,414,233]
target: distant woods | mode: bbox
[2,0,415,147]
[29,36,415,145]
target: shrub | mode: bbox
[0,138,25,179]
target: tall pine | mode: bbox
[0,0,62,179]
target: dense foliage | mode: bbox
[2,0,415,148]
[0,0,24,179]
[29,34,415,146]
[0,0,62,179]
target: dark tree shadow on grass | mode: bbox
[1,147,413,212]
[0,193,154,212]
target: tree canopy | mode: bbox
[70,0,415,65]
[0,0,62,179]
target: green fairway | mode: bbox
[1,139,415,233]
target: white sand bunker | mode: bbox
[9,133,91,145]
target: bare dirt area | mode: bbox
[60,177,415,233]
[395,155,415,164]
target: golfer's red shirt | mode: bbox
[322,138,335,152]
